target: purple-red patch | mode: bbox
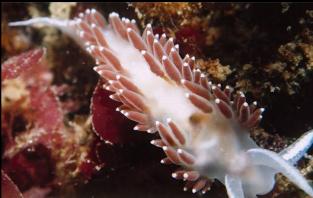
[91,80,136,144]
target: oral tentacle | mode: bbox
[279,129,313,165]
[247,148,313,197]
[225,174,245,198]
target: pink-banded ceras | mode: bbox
[10,8,313,198]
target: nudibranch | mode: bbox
[10,8,313,198]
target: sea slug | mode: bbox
[10,8,313,198]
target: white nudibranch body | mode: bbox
[10,9,313,198]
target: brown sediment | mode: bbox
[197,58,232,81]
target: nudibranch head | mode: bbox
[9,8,313,198]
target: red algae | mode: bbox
[1,170,23,198]
[2,48,45,80]
[2,144,54,192]
[91,81,137,145]
[175,25,206,57]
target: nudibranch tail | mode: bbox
[9,17,67,27]
[10,8,313,198]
